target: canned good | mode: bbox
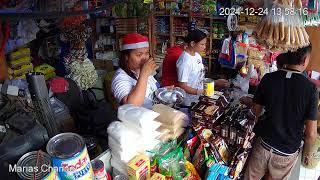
[16,151,59,180]
[203,78,215,97]
[46,133,94,180]
[92,159,108,180]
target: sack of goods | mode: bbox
[152,104,186,142]
[108,104,164,175]
[8,48,33,80]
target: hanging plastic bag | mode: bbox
[232,75,250,93]
[158,147,187,180]
[256,1,310,51]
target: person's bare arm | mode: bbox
[121,74,149,106]
[250,103,264,122]
[304,120,317,145]
[214,79,231,89]
[178,82,202,95]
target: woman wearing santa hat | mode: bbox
[111,33,159,109]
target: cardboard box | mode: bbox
[127,154,150,180]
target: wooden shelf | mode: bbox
[191,15,212,19]
[154,14,170,17]
[173,34,186,37]
[94,49,114,52]
[212,38,224,40]
[155,33,170,37]
[212,16,227,20]
[172,14,189,18]
[152,3,228,73]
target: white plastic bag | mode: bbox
[107,121,141,143]
[118,104,137,121]
[122,106,161,130]
[111,156,128,175]
[233,75,250,93]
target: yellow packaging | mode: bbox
[34,64,55,75]
[203,78,215,97]
[44,71,56,80]
[10,48,31,60]
[9,74,26,80]
[150,173,165,180]
[10,56,32,68]
[8,63,33,76]
[127,154,150,180]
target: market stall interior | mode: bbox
[0,0,320,180]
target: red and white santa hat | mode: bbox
[121,33,149,51]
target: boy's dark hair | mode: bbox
[280,45,312,65]
[184,29,207,45]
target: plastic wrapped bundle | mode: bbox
[66,58,98,90]
[111,155,128,176]
[118,105,161,132]
[152,104,186,127]
[255,1,310,51]
[108,121,142,163]
[107,121,142,145]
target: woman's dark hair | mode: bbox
[184,29,207,45]
[119,49,137,80]
[278,45,312,66]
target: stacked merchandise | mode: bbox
[34,64,56,80]
[219,32,278,87]
[189,93,256,179]
[212,23,227,39]
[127,154,152,180]
[108,105,163,176]
[147,139,201,179]
[173,18,189,36]
[191,0,217,16]
[255,0,310,51]
[171,1,190,16]
[218,36,237,69]
[238,6,261,31]
[152,104,186,142]
[8,48,33,80]
[302,0,320,26]
[191,93,232,135]
[246,46,267,78]
[155,17,170,34]
[60,16,98,90]
[115,18,138,35]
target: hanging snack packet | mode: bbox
[191,141,207,178]
[184,136,200,162]
[184,161,201,180]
